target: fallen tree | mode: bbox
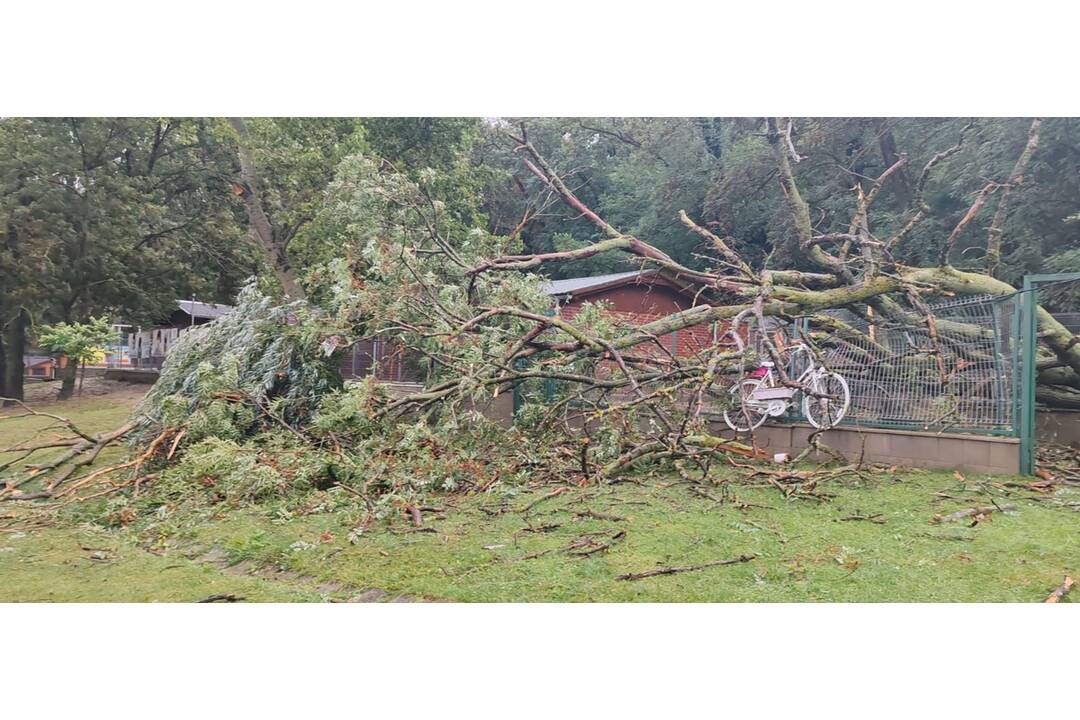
[2,119,1076,521]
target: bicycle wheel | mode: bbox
[802,371,850,429]
[723,378,769,432]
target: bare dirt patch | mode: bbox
[19,376,149,406]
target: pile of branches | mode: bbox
[342,120,1080,480]
[0,280,580,525]
[1,284,343,507]
[4,118,1078,522]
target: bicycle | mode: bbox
[721,336,850,433]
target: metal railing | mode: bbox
[792,294,1019,435]
[341,339,424,384]
[1052,312,1080,335]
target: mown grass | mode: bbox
[2,390,1077,602]
[0,390,139,472]
[175,472,1079,602]
[0,525,322,602]
[0,392,312,601]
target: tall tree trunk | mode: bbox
[1,308,29,405]
[986,118,1042,279]
[58,354,77,400]
[874,119,913,207]
[696,117,724,160]
[227,117,305,300]
[0,306,6,400]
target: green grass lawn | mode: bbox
[1,387,142,471]
[3,391,1078,602]
[167,472,1078,602]
[0,525,322,602]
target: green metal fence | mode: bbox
[1018,273,1080,473]
[509,274,1080,477]
[787,293,1021,436]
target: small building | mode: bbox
[23,354,57,380]
[544,270,719,358]
[128,299,234,369]
[169,300,234,328]
[340,270,725,383]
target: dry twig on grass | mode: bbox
[575,508,627,522]
[569,530,626,558]
[931,503,1017,524]
[617,554,755,581]
[517,487,567,514]
[197,593,245,603]
[513,529,627,562]
[1044,575,1075,603]
[838,513,886,524]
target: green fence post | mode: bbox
[1020,277,1037,475]
[542,376,556,403]
[542,307,557,403]
[1010,295,1022,438]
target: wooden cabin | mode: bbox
[23,354,57,380]
[128,300,234,369]
[544,270,719,358]
[340,270,725,384]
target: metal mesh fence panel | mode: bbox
[1052,312,1080,335]
[794,294,1019,434]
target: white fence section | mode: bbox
[127,327,193,369]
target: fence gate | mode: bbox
[1019,272,1080,474]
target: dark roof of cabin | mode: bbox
[176,300,233,320]
[542,270,662,297]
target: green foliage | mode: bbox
[155,437,291,505]
[303,151,553,395]
[133,282,342,443]
[1041,248,1080,311]
[36,316,115,364]
[0,118,253,328]
[307,383,547,499]
[476,118,1080,290]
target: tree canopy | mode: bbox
[6,115,1080,521]
[4,117,1079,406]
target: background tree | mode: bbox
[225,118,368,299]
[478,118,1080,299]
[0,117,254,401]
[36,316,115,400]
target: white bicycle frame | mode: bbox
[725,341,851,431]
[744,343,818,416]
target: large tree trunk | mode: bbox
[0,311,6,400]
[874,119,913,208]
[986,119,1042,279]
[1037,385,1080,410]
[1,308,29,405]
[58,354,77,401]
[227,118,305,300]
